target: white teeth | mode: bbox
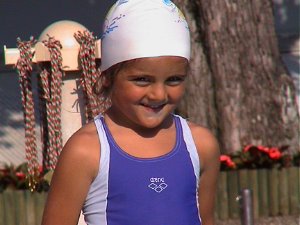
[151,105,162,109]
[142,103,165,108]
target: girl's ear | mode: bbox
[101,73,112,88]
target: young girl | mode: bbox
[41,1,220,225]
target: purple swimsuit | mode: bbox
[82,115,201,225]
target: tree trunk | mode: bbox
[174,0,299,153]
[175,0,218,135]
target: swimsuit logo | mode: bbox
[148,177,168,193]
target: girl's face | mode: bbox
[106,56,188,130]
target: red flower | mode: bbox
[244,145,272,154]
[220,155,236,168]
[220,155,230,162]
[257,145,269,153]
[15,172,26,180]
[243,145,254,152]
[268,148,281,160]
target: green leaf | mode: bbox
[43,170,54,184]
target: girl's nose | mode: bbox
[148,83,167,102]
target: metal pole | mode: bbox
[237,188,254,225]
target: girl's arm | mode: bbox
[190,124,220,225]
[41,123,100,225]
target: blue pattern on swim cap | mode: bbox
[102,14,126,39]
[117,0,129,6]
[163,0,173,6]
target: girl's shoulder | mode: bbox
[187,121,218,150]
[66,121,99,151]
[60,121,100,179]
[186,120,220,170]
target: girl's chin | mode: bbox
[136,114,173,129]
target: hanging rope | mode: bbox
[74,30,102,121]
[38,65,51,170]
[15,36,39,191]
[39,35,64,170]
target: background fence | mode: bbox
[0,167,299,225]
[0,190,46,225]
[215,167,299,219]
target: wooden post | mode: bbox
[34,192,47,225]
[3,190,16,225]
[268,168,279,216]
[279,168,290,215]
[238,169,249,190]
[15,191,26,225]
[0,193,5,225]
[227,170,239,219]
[288,167,300,215]
[216,171,229,219]
[258,169,269,217]
[25,191,36,225]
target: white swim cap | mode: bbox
[101,0,191,71]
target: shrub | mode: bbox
[220,145,299,171]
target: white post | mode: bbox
[61,75,86,144]
[36,20,89,146]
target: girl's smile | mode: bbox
[140,102,166,112]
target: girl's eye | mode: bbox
[131,77,151,86]
[166,76,186,86]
